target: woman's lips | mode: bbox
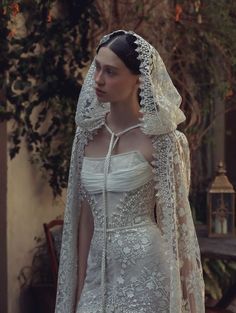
[95,88,106,97]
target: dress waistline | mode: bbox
[94,222,157,232]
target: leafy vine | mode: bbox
[1,0,236,303]
[0,0,100,195]
[0,0,236,200]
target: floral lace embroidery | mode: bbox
[77,178,170,313]
[56,29,205,313]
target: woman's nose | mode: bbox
[95,70,105,86]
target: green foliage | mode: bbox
[0,0,100,196]
[203,258,236,303]
[0,5,9,94]
[166,1,236,219]
[1,1,236,304]
[1,0,236,198]
[18,235,53,288]
[170,1,236,137]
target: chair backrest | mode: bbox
[43,220,63,287]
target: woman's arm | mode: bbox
[76,199,94,304]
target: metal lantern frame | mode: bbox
[207,162,235,238]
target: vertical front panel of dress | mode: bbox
[100,123,142,313]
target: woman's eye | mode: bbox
[106,68,115,75]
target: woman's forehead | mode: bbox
[95,47,126,69]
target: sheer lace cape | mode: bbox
[55,30,205,313]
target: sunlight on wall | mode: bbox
[7,135,65,313]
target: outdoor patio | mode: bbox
[0,1,236,313]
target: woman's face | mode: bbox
[94,47,139,104]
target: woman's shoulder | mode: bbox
[152,130,189,154]
[83,125,110,157]
[153,129,188,143]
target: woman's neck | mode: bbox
[107,100,142,132]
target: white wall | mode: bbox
[7,137,65,313]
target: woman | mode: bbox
[55,30,205,313]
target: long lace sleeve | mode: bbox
[152,130,205,313]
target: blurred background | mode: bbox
[0,1,236,313]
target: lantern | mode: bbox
[207,162,235,237]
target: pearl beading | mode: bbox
[100,122,142,313]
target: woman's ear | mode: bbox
[137,88,141,105]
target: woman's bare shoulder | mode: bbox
[84,126,110,157]
[128,128,154,162]
[84,125,154,162]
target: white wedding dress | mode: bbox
[55,30,205,313]
[76,150,170,313]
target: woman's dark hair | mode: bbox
[97,31,140,75]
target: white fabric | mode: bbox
[77,152,169,313]
[75,30,186,135]
[98,122,143,313]
[55,30,205,313]
[82,152,153,193]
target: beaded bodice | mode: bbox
[78,152,169,313]
[81,151,156,230]
[55,30,205,313]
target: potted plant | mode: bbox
[18,236,56,313]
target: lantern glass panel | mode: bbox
[211,193,228,235]
[211,193,221,213]
[223,193,233,213]
[226,214,234,234]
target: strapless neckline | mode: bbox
[83,150,152,168]
[81,150,154,193]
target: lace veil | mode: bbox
[55,30,205,313]
[75,30,186,135]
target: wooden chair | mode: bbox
[43,219,63,288]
